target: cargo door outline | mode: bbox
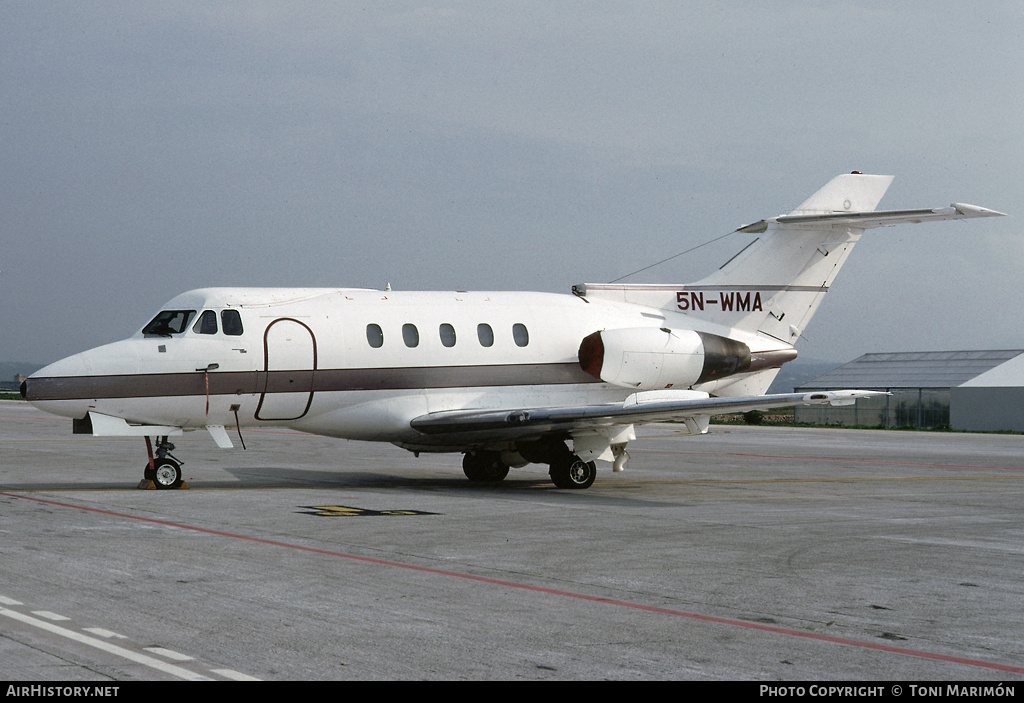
[255,318,317,421]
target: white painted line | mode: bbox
[84,627,127,639]
[145,646,194,661]
[0,608,212,681]
[31,610,70,621]
[212,669,263,681]
[0,596,23,606]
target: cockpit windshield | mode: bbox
[142,310,196,336]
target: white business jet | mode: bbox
[22,173,1004,489]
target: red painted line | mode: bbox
[4,490,1023,675]
[634,449,1024,473]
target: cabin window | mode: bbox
[477,323,494,348]
[143,310,196,336]
[513,323,529,347]
[403,323,419,348]
[366,324,384,348]
[439,323,456,348]
[221,310,244,336]
[193,310,218,335]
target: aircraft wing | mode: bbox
[409,389,883,443]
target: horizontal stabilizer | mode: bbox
[738,203,1006,233]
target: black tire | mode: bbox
[462,451,510,483]
[152,458,182,489]
[549,456,596,489]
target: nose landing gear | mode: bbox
[142,436,185,489]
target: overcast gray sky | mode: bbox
[2,2,1021,367]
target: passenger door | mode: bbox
[255,318,316,421]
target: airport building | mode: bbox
[793,350,1024,431]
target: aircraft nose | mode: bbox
[23,352,91,401]
[20,349,101,422]
[22,339,146,417]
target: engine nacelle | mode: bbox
[578,327,751,390]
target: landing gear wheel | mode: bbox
[462,451,510,483]
[549,456,597,489]
[152,458,183,490]
[143,436,184,489]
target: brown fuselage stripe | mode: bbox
[24,363,599,402]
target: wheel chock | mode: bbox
[136,480,190,489]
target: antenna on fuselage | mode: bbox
[607,229,737,283]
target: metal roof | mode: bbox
[795,350,1024,390]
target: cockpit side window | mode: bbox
[143,310,196,336]
[221,310,244,336]
[193,310,218,335]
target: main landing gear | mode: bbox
[142,436,185,490]
[548,455,597,489]
[461,447,597,489]
[462,450,510,483]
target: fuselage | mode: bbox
[23,286,787,451]
[19,175,1002,490]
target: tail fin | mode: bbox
[577,173,1004,345]
[786,172,894,215]
[688,172,893,344]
